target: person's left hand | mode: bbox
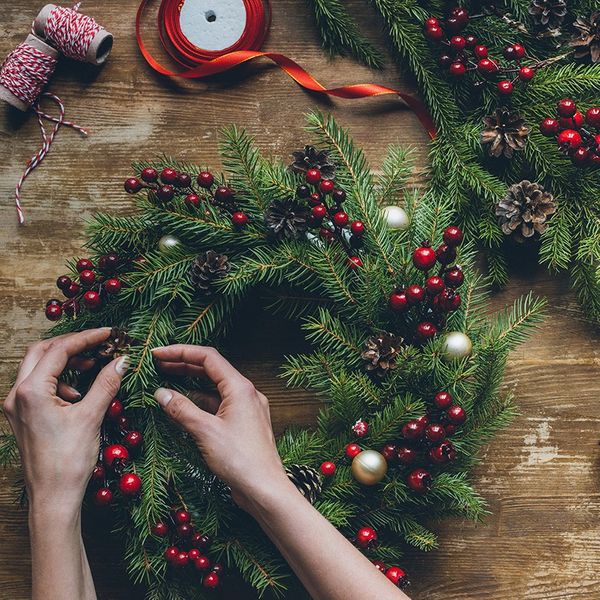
[3,328,128,513]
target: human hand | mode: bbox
[3,328,128,514]
[152,345,291,511]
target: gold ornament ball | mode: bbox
[158,234,180,253]
[382,205,410,230]
[351,450,388,485]
[442,331,473,361]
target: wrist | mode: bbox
[29,496,82,529]
[236,474,303,519]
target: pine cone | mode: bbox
[189,251,230,294]
[96,327,134,361]
[290,145,336,179]
[495,180,557,241]
[481,107,531,159]
[569,11,600,63]
[528,0,567,29]
[361,331,404,376]
[265,198,311,241]
[285,464,322,504]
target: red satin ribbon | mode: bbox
[135,0,436,139]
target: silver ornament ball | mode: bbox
[158,234,181,253]
[351,450,388,486]
[382,205,410,230]
[442,331,473,361]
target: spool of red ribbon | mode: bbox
[135,0,436,139]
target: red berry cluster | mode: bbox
[540,100,600,167]
[156,509,222,589]
[389,226,464,343]
[423,8,537,96]
[296,169,365,269]
[124,167,249,227]
[45,254,123,321]
[90,397,144,506]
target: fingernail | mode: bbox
[151,346,165,352]
[154,387,173,407]
[115,355,130,375]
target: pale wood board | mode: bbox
[0,1,599,599]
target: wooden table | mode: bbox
[1,1,599,598]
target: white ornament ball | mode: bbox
[442,331,473,361]
[351,450,388,486]
[158,234,180,253]
[382,205,410,230]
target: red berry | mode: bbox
[405,284,425,304]
[372,560,387,573]
[503,45,516,60]
[352,419,369,437]
[437,289,461,312]
[557,98,577,118]
[497,80,513,95]
[345,443,362,459]
[429,440,457,464]
[350,220,365,236]
[425,423,446,443]
[451,7,469,25]
[415,415,429,428]
[424,17,439,28]
[477,58,498,75]
[83,290,102,310]
[185,193,200,207]
[590,153,600,167]
[174,509,191,525]
[557,129,583,150]
[160,168,178,184]
[203,572,220,589]
[103,444,129,468]
[194,555,211,571]
[445,265,464,287]
[46,298,61,307]
[231,211,249,227]
[311,204,327,220]
[197,171,214,188]
[389,291,409,312]
[386,566,409,588]
[356,526,377,548]
[104,278,122,294]
[450,35,466,50]
[91,464,105,482]
[177,523,194,538]
[396,445,417,465]
[425,276,445,295]
[424,25,444,41]
[412,243,436,270]
[79,269,95,285]
[45,303,62,321]
[571,146,590,165]
[333,211,349,227]
[76,258,94,272]
[320,461,336,476]
[119,473,142,496]
[332,188,346,203]
[559,112,585,130]
[402,419,425,440]
[94,487,113,506]
[124,177,142,194]
[188,548,200,561]
[347,256,363,269]
[319,179,335,194]
[151,521,169,537]
[512,43,526,58]
[518,66,535,81]
[175,173,191,188]
[434,391,453,409]
[540,118,560,137]
[381,444,397,462]
[585,107,600,129]
[309,192,323,206]
[192,533,212,549]
[123,430,143,450]
[465,34,477,48]
[172,551,189,568]
[141,167,158,183]
[442,225,463,246]
[62,299,79,317]
[164,546,179,562]
[106,399,123,420]
[473,45,488,59]
[63,281,81,298]
[56,274,72,289]
[416,321,438,340]
[214,186,234,202]
[438,54,453,68]
[449,62,466,77]
[407,468,432,493]
[447,405,466,425]
[436,243,457,265]
[306,168,322,184]
[99,253,119,273]
[156,185,174,202]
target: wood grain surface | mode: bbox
[1,1,599,599]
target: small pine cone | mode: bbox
[290,145,336,179]
[481,107,531,159]
[361,331,404,377]
[495,180,557,241]
[96,327,134,361]
[569,11,600,63]
[265,198,311,241]
[190,251,230,294]
[285,464,323,504]
[528,0,567,30]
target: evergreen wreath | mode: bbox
[308,0,600,324]
[1,113,545,599]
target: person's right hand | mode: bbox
[152,345,291,510]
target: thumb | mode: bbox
[154,387,213,438]
[80,355,129,424]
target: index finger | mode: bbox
[152,345,250,393]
